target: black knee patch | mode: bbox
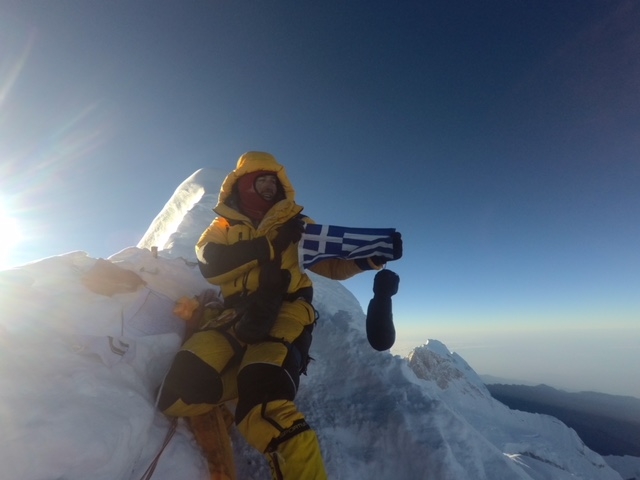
[235,326,314,423]
[157,350,223,411]
[235,362,296,424]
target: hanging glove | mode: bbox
[366,269,400,351]
[272,217,305,253]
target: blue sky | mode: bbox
[1,2,639,394]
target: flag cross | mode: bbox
[299,223,396,269]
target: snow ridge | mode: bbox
[0,167,628,480]
[137,168,226,256]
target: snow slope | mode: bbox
[0,168,628,479]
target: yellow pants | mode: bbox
[158,299,327,480]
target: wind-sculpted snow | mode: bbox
[407,343,619,479]
[137,168,227,258]
[300,307,534,480]
[0,168,627,479]
[0,250,210,480]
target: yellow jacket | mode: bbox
[196,152,374,303]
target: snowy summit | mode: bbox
[0,168,628,479]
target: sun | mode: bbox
[0,201,23,269]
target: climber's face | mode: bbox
[254,174,278,202]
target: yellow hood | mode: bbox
[213,151,301,229]
[216,151,295,205]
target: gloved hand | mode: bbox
[373,268,400,297]
[234,262,291,344]
[272,218,305,253]
[366,269,400,351]
[371,231,403,266]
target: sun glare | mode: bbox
[0,201,23,269]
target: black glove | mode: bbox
[272,218,305,253]
[371,232,403,266]
[366,269,400,351]
[373,267,400,297]
[234,262,291,344]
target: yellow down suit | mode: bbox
[158,152,379,479]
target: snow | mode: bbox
[0,167,634,479]
[605,456,640,480]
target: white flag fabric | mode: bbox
[299,223,396,269]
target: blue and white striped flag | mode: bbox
[299,223,397,269]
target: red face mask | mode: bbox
[237,171,279,221]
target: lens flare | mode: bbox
[0,200,23,269]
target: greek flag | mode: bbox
[300,223,397,269]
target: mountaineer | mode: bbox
[158,151,402,479]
